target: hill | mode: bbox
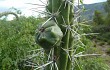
[81,2,105,21]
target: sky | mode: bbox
[0,0,107,20]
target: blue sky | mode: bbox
[0,0,107,19]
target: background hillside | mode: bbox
[81,2,105,20]
[0,2,106,21]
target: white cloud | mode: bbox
[0,0,47,17]
[0,0,46,20]
[0,0,107,18]
[0,0,47,8]
[0,0,24,8]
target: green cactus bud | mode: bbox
[35,20,63,50]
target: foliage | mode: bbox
[33,0,110,70]
[0,16,42,70]
[74,57,110,70]
[81,2,105,21]
[104,0,110,25]
[0,0,110,70]
[106,48,110,54]
[93,10,104,25]
[104,0,110,13]
[92,24,110,33]
[91,24,110,44]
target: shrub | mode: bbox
[106,48,110,55]
[92,25,110,33]
[0,16,42,70]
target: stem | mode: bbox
[46,0,74,70]
[59,2,71,70]
[0,12,19,20]
[67,0,74,70]
[66,32,73,70]
[59,30,70,70]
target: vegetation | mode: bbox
[34,0,110,70]
[93,10,104,25]
[88,0,110,69]
[81,2,105,20]
[92,0,110,42]
[0,11,19,20]
[0,0,110,70]
[0,16,43,70]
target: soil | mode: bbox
[92,39,110,66]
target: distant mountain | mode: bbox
[80,2,106,21]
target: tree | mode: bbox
[104,0,110,25]
[104,0,110,13]
[93,10,104,25]
[0,11,19,20]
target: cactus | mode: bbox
[35,20,63,52]
[46,0,74,70]
[35,0,83,70]
[0,11,19,20]
[35,0,100,70]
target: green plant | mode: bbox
[107,40,110,45]
[76,57,110,70]
[35,20,63,52]
[106,48,110,55]
[34,0,101,70]
[0,0,108,70]
[0,16,42,70]
[99,41,105,46]
[35,0,78,70]
[93,10,104,25]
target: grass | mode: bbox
[88,31,110,69]
[99,41,105,46]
